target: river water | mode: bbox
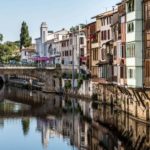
[0,85,149,150]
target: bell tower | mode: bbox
[40,22,48,43]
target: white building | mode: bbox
[35,22,68,64]
[126,0,143,88]
[61,25,87,72]
[21,44,36,63]
[44,29,69,65]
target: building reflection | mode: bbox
[0,86,150,149]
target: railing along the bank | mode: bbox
[0,63,59,69]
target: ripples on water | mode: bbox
[0,85,150,150]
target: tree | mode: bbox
[0,34,3,42]
[20,21,32,49]
[21,118,30,136]
[0,41,20,63]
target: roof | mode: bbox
[85,21,96,27]
[91,9,118,19]
[21,44,36,52]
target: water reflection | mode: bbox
[0,86,150,150]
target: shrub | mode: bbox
[65,80,71,89]
[77,79,83,89]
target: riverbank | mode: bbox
[7,78,43,90]
[5,78,150,125]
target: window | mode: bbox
[107,17,109,24]
[101,18,105,26]
[62,59,64,64]
[80,48,84,56]
[120,66,124,78]
[101,30,107,40]
[62,42,66,47]
[108,30,110,40]
[126,43,135,57]
[113,46,117,59]
[101,31,103,40]
[67,41,69,46]
[101,49,106,60]
[129,69,134,78]
[62,51,64,56]
[122,45,126,58]
[70,50,72,56]
[127,22,134,33]
[146,32,150,48]
[145,1,150,22]
[80,37,84,44]
[127,0,134,13]
[104,31,106,40]
[145,61,150,77]
[70,39,72,45]
[93,48,98,60]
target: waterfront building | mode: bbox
[144,0,150,87]
[35,22,54,61]
[117,0,127,86]
[91,17,101,79]
[97,10,114,84]
[35,22,68,65]
[125,0,143,88]
[21,44,36,63]
[46,29,68,65]
[111,0,127,86]
[85,22,97,77]
[61,24,87,73]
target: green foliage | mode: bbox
[20,21,32,49]
[21,118,30,136]
[62,72,67,78]
[0,41,20,63]
[80,73,90,80]
[0,34,3,42]
[70,26,76,32]
[68,72,72,79]
[75,73,79,79]
[64,80,71,90]
[77,79,83,89]
[62,72,79,79]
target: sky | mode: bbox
[0,0,119,42]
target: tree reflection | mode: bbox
[21,118,30,136]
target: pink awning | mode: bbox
[80,56,87,61]
[33,57,49,61]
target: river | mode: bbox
[0,85,149,150]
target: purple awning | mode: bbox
[32,57,49,62]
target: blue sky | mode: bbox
[0,0,119,42]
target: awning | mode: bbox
[32,57,49,62]
[80,56,87,61]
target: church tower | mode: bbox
[40,22,48,43]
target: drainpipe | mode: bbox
[141,0,144,89]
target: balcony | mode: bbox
[91,42,99,49]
